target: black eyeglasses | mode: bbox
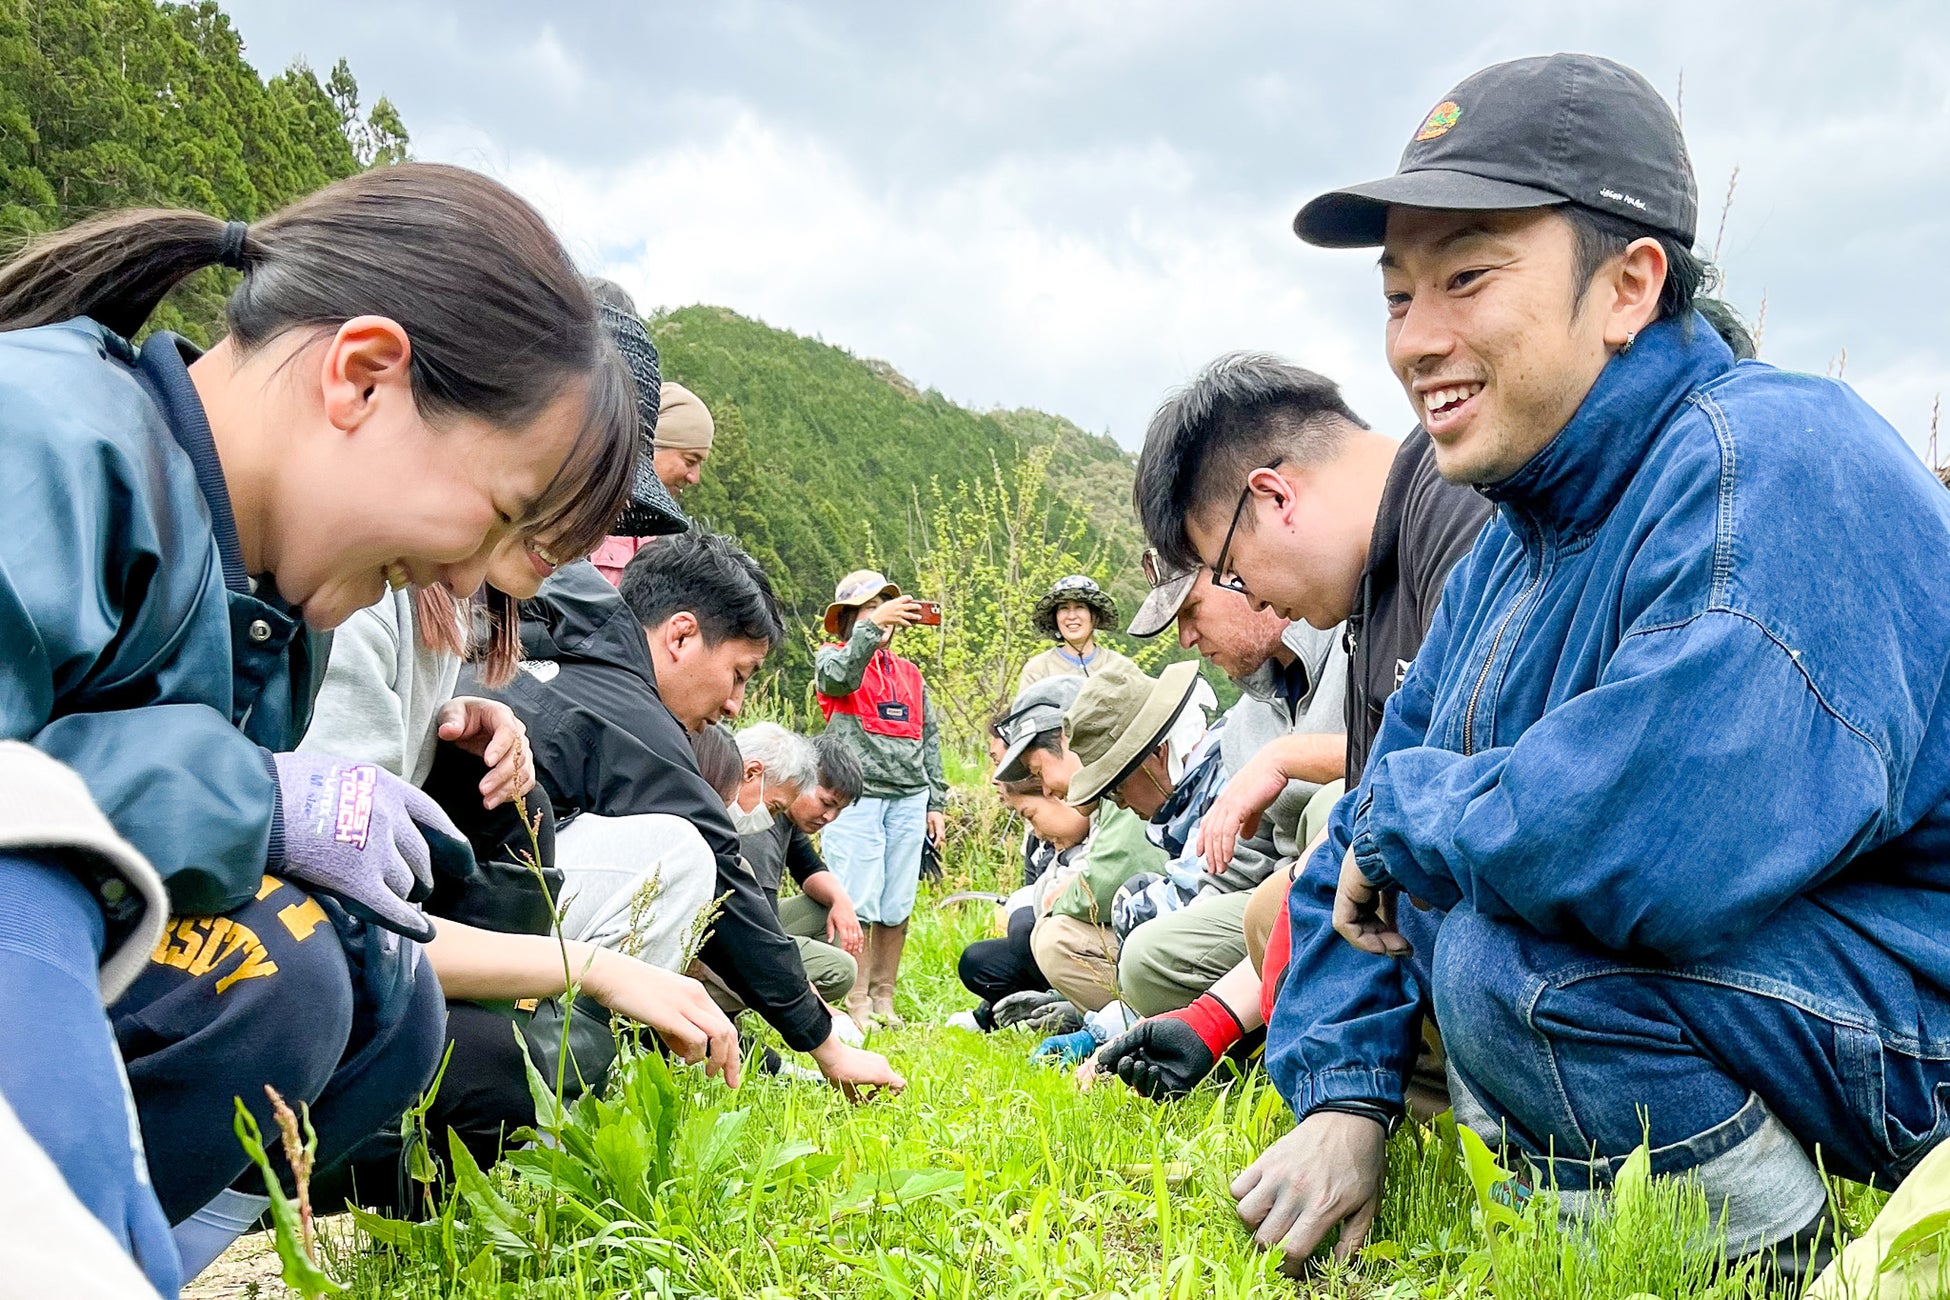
[1210,458,1282,595]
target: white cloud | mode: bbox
[459,112,1405,443]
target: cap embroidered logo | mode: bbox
[1415,100,1462,141]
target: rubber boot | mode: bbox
[844,924,876,1034]
[868,920,909,1028]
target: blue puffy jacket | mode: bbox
[0,319,309,919]
[1268,312,1950,1120]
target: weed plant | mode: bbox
[313,868,1880,1299]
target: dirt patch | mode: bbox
[181,1231,285,1300]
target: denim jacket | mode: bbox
[1267,313,1950,1120]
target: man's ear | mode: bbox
[1602,237,1669,348]
[663,611,701,656]
[742,758,764,785]
[319,316,413,434]
[1247,466,1295,526]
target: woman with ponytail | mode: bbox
[0,164,641,1295]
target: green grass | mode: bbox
[315,882,1908,1299]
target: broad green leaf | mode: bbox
[1878,1208,1950,1274]
[514,1019,566,1135]
[347,1206,422,1251]
[1453,1122,1524,1234]
[445,1128,533,1251]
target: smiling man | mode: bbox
[1208,53,1950,1282]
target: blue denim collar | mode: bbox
[134,330,250,595]
[1482,312,1734,541]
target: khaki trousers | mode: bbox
[1028,913,1121,1012]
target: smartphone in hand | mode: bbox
[914,601,943,626]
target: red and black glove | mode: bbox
[1096,994,1246,1100]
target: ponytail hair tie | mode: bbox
[217,220,250,272]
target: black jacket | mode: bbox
[468,561,831,1052]
[1343,428,1494,783]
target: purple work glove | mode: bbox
[272,753,472,943]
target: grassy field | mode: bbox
[282,878,1911,1300]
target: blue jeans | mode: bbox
[1424,896,1950,1242]
[822,792,929,925]
[0,855,182,1296]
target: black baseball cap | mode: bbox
[1295,53,1697,250]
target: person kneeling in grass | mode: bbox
[1097,346,1490,1106]
[1200,53,1934,1282]
[482,533,906,1101]
[701,726,870,1027]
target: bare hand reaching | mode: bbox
[582,950,742,1089]
[809,1033,908,1103]
[1197,749,1291,873]
[1232,1111,1387,1275]
[436,696,535,810]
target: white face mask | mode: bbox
[731,789,775,835]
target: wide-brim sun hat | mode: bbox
[1065,659,1202,808]
[823,569,902,635]
[1034,574,1119,641]
[597,297,691,537]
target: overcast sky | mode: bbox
[226,0,1948,456]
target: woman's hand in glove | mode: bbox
[272,753,475,942]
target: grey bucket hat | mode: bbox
[596,295,690,537]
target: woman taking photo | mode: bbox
[814,570,947,1031]
[0,163,638,1294]
[1017,574,1135,693]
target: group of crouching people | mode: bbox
[947,53,1950,1291]
[14,50,1950,1299]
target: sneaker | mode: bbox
[945,1009,983,1032]
[828,1008,865,1048]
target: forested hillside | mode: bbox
[0,0,405,341]
[652,305,1162,722]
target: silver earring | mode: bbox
[1620,330,1637,354]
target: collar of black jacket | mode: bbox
[518,560,661,689]
[1480,312,1734,542]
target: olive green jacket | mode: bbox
[814,620,947,812]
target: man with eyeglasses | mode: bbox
[1103,540,1348,1025]
[1100,353,1486,1106]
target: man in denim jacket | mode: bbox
[1204,54,1950,1277]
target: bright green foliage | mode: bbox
[335,889,1813,1300]
[0,0,406,342]
[651,306,1171,734]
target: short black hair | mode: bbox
[812,731,865,805]
[1562,203,1709,324]
[619,530,784,646]
[1133,352,1368,573]
[1561,205,1760,359]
